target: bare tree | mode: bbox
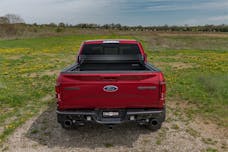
[4,14,25,24]
[0,17,9,24]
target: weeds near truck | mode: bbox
[148,49,228,126]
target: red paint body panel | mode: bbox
[56,40,165,110]
[57,72,163,110]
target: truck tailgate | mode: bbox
[58,72,162,109]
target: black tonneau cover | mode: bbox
[78,54,145,64]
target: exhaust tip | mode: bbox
[63,120,72,128]
[108,125,113,129]
[147,119,161,131]
[151,119,158,126]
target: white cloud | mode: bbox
[181,15,228,25]
[208,15,228,21]
[0,0,117,24]
[0,0,228,25]
[146,0,228,11]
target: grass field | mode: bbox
[0,33,227,144]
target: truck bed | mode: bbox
[57,63,162,110]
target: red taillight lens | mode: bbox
[55,84,61,102]
[55,84,60,94]
[160,81,166,101]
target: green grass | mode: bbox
[0,35,131,144]
[138,35,228,51]
[146,49,228,126]
[104,143,114,148]
[0,33,228,144]
[206,147,218,152]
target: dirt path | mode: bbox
[1,101,228,152]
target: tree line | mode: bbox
[0,14,25,24]
[1,14,228,32]
[31,23,228,32]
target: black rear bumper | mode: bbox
[57,107,165,125]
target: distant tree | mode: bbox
[4,14,25,24]
[136,25,143,31]
[0,17,9,24]
[121,25,129,30]
[102,24,109,29]
[33,23,38,26]
[114,23,121,29]
[49,22,57,27]
[77,23,87,28]
[58,22,65,27]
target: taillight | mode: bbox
[55,84,60,94]
[160,81,166,104]
[159,73,166,104]
[160,81,166,102]
[55,84,61,101]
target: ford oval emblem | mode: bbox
[103,85,118,92]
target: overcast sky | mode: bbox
[0,0,228,26]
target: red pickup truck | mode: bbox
[55,40,166,131]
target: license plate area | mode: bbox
[102,111,119,118]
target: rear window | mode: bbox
[81,44,140,55]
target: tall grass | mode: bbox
[198,74,228,104]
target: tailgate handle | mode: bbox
[101,77,118,81]
[138,86,157,90]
